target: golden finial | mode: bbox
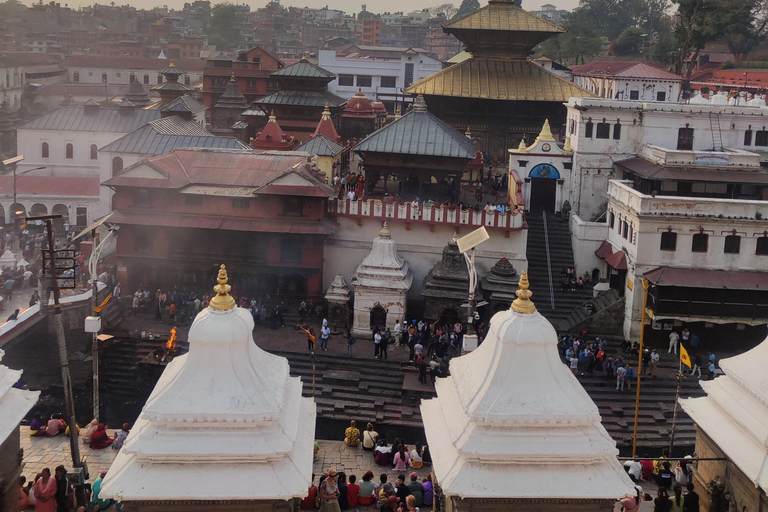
[534,119,556,143]
[452,230,458,242]
[169,61,175,67]
[394,108,402,119]
[511,271,536,314]
[268,110,277,122]
[465,126,472,139]
[516,138,528,153]
[563,135,573,154]
[379,221,391,238]
[209,264,236,311]
[230,71,236,81]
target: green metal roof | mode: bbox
[270,59,336,79]
[254,90,346,108]
[295,135,344,157]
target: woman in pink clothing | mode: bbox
[392,444,410,472]
[33,468,57,512]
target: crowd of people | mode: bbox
[621,450,700,512]
[17,466,113,512]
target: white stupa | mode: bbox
[0,348,40,446]
[680,339,768,492]
[350,222,412,335]
[420,272,635,503]
[101,265,316,503]
[325,274,351,305]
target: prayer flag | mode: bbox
[680,344,692,369]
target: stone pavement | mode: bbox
[20,426,117,479]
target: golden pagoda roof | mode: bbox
[405,58,595,102]
[444,0,564,33]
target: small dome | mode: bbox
[343,90,376,119]
[711,90,729,105]
[689,90,710,105]
[372,97,387,115]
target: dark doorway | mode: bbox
[529,179,557,212]
[370,305,387,330]
[609,269,627,297]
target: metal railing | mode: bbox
[542,210,556,310]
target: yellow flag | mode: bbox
[680,344,692,368]
[93,294,112,313]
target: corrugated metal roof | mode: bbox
[254,90,347,108]
[295,135,344,156]
[158,95,206,113]
[270,60,335,79]
[151,81,193,92]
[100,117,248,154]
[645,267,768,290]
[0,176,99,197]
[445,1,564,32]
[19,106,161,133]
[354,105,475,159]
[406,58,594,101]
[616,157,768,184]
[571,61,682,80]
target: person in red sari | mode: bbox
[33,468,57,512]
[89,424,115,449]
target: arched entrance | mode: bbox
[30,203,47,217]
[369,304,387,330]
[528,163,560,212]
[52,204,69,229]
[10,203,26,221]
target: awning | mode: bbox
[109,210,338,235]
[605,250,627,270]
[617,157,768,184]
[645,266,768,290]
[595,241,614,259]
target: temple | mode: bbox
[421,272,635,511]
[405,0,593,159]
[422,233,471,323]
[211,74,249,130]
[480,257,519,313]
[250,112,299,150]
[101,266,316,509]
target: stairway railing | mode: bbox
[542,210,556,310]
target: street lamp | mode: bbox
[457,226,489,353]
[2,154,47,212]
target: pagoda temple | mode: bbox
[152,62,193,102]
[351,222,413,336]
[341,90,377,141]
[421,232,472,322]
[295,105,349,182]
[250,112,299,150]
[405,0,593,160]
[212,74,249,129]
[421,272,635,511]
[101,266,316,510]
[124,80,152,107]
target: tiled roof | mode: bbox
[571,61,682,80]
[445,0,564,32]
[19,106,161,133]
[99,116,248,154]
[354,98,475,159]
[295,135,344,156]
[0,175,99,197]
[270,59,335,79]
[254,90,346,108]
[406,58,594,101]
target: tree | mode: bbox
[720,0,768,61]
[651,30,679,65]
[454,0,480,19]
[614,26,647,54]
[207,2,241,50]
[428,3,458,19]
[672,0,729,77]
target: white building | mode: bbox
[571,61,683,103]
[61,55,204,86]
[528,3,570,25]
[0,55,25,110]
[318,47,442,101]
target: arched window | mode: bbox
[41,142,49,158]
[65,143,73,159]
[90,144,98,160]
[112,157,123,175]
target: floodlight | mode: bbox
[457,226,489,254]
[2,155,24,166]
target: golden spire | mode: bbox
[209,264,236,311]
[516,138,528,153]
[534,119,556,143]
[563,135,573,154]
[230,71,236,81]
[511,271,536,314]
[379,221,391,238]
[268,110,277,123]
[321,102,331,120]
[394,108,402,119]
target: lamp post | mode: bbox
[457,227,490,353]
[3,153,47,214]
[632,278,651,457]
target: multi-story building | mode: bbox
[571,61,683,102]
[361,19,381,46]
[62,56,204,86]
[201,46,284,109]
[0,55,26,110]
[528,3,570,25]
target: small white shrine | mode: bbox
[101,266,316,510]
[420,272,634,511]
[350,222,412,336]
[325,274,351,305]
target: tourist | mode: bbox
[655,462,674,489]
[112,423,130,451]
[81,419,98,444]
[422,474,433,507]
[33,468,57,512]
[407,473,423,506]
[373,328,382,358]
[650,350,660,378]
[394,320,402,346]
[417,356,427,385]
[654,448,669,474]
[691,353,702,378]
[380,495,399,512]
[374,442,392,466]
[7,308,20,322]
[344,420,360,447]
[345,331,355,356]
[625,364,634,390]
[300,474,318,510]
[29,290,40,307]
[380,328,390,360]
[393,445,410,471]
[346,475,360,509]
[394,475,409,503]
[357,472,376,506]
[640,455,654,481]
[669,331,680,355]
[362,423,378,451]
[18,476,29,511]
[320,319,331,351]
[620,487,641,512]
[405,495,419,512]
[373,474,388,501]
[670,485,685,512]
[616,364,627,391]
[409,442,423,469]
[624,458,642,483]
[46,414,66,436]
[89,424,115,449]
[413,339,424,361]
[655,488,672,512]
[337,472,349,510]
[683,482,699,512]
[54,466,70,512]
[91,470,112,512]
[319,468,341,512]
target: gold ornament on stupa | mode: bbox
[511,271,536,313]
[209,264,236,311]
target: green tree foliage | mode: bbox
[720,0,768,59]
[0,0,27,18]
[539,8,606,64]
[651,30,678,65]
[671,0,740,76]
[454,0,480,19]
[614,26,648,54]
[207,2,241,50]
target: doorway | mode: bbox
[370,305,387,330]
[529,179,557,212]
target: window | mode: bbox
[660,232,677,251]
[404,62,414,87]
[129,74,136,83]
[692,233,708,253]
[613,123,621,140]
[629,90,639,100]
[356,75,372,87]
[585,121,593,138]
[629,224,634,242]
[73,71,79,82]
[724,235,741,254]
[143,74,149,84]
[133,189,151,207]
[677,128,694,150]
[282,197,303,216]
[76,207,87,226]
[101,72,107,83]
[41,142,49,158]
[232,198,250,209]
[596,122,610,139]
[185,195,203,207]
[184,76,190,85]
[757,237,768,255]
[622,220,628,239]
[609,211,615,229]
[280,237,303,263]
[569,119,575,135]
[112,157,123,175]
[157,74,163,85]
[745,130,753,146]
[656,91,666,101]
[65,143,73,159]
[338,74,354,86]
[380,76,397,88]
[756,130,768,147]
[90,144,97,160]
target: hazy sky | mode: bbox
[57,0,581,17]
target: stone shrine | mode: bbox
[422,233,472,322]
[325,273,352,327]
[351,222,413,336]
[101,266,316,511]
[421,272,635,512]
[480,257,519,313]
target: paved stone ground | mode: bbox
[20,426,117,479]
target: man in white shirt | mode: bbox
[413,341,424,361]
[624,459,643,482]
[668,331,680,354]
[393,321,402,346]
[651,349,660,378]
[347,190,355,202]
[616,365,627,391]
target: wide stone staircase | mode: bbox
[525,211,595,329]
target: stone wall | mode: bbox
[0,426,23,512]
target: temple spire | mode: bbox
[511,271,536,313]
[209,265,235,311]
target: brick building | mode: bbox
[201,46,284,110]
